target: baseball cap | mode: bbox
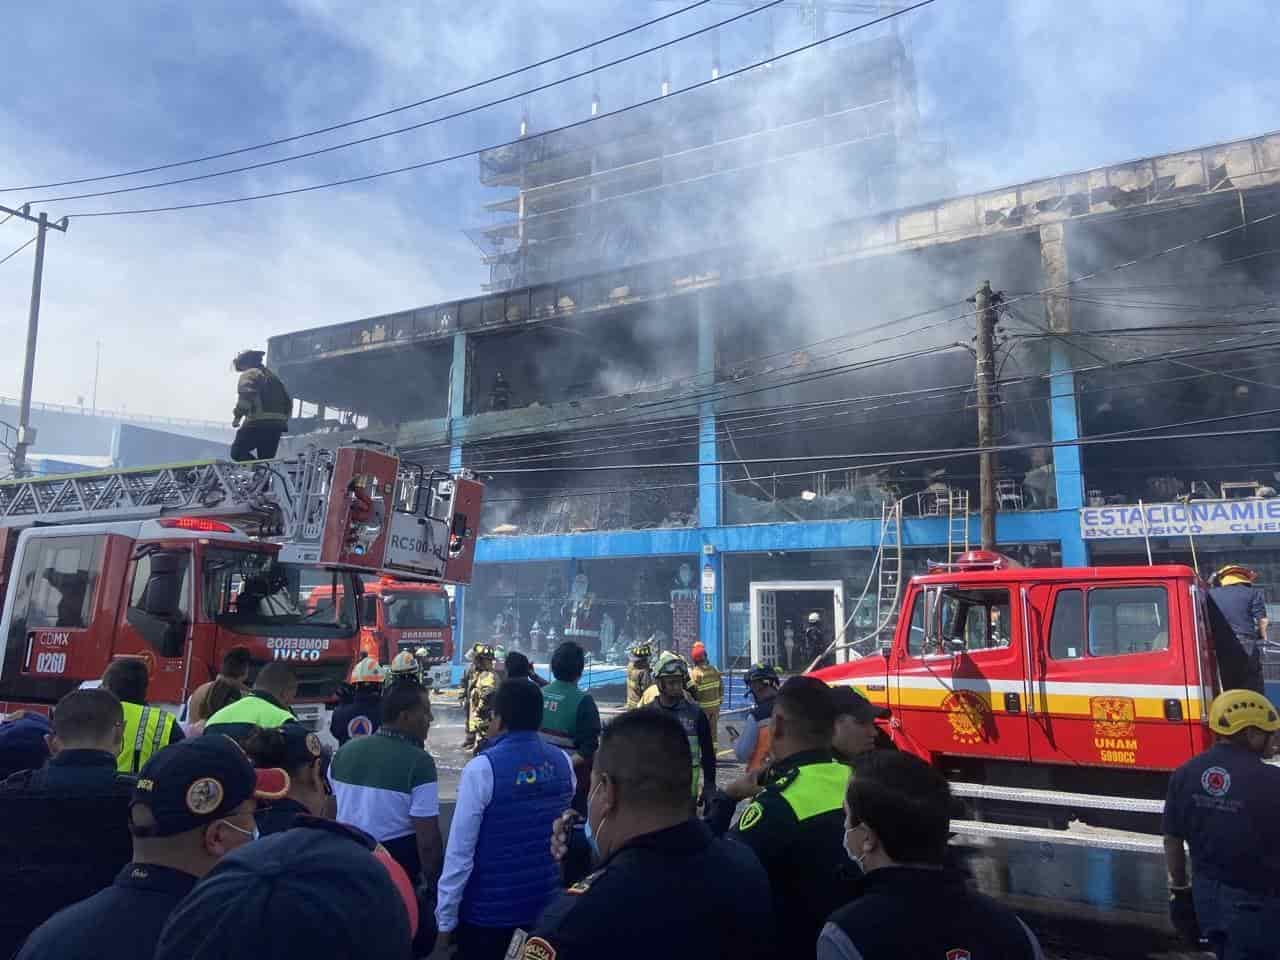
[830,686,891,723]
[131,735,288,837]
[154,819,417,960]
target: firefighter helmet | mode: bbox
[652,651,689,680]
[233,348,266,370]
[385,651,423,687]
[349,656,385,686]
[471,643,495,661]
[1209,689,1280,736]
[414,647,429,659]
[808,612,821,624]
[630,642,652,660]
[691,642,708,663]
[1212,564,1258,587]
[745,663,782,686]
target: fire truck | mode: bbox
[0,443,483,732]
[812,550,1238,827]
[308,575,455,670]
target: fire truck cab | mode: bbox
[308,575,454,667]
[0,517,362,729]
[813,551,1225,801]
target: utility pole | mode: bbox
[1,203,70,477]
[973,280,1002,551]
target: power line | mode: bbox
[63,0,940,218]
[2,0,720,193]
[36,0,793,205]
[0,235,36,267]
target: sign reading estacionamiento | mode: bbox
[1080,498,1280,540]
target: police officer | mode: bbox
[101,659,184,774]
[526,710,775,960]
[467,645,499,752]
[331,657,385,746]
[17,735,276,960]
[647,652,715,811]
[243,722,329,836]
[1208,565,1270,693]
[818,751,1043,959]
[733,663,782,774]
[1163,689,1280,959]
[730,676,856,950]
[230,348,292,462]
[688,642,723,751]
[625,642,652,709]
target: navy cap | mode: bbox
[0,711,52,778]
[830,686,891,723]
[154,822,416,960]
[132,735,285,837]
[276,721,325,769]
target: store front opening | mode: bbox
[749,581,845,672]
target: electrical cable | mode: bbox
[62,0,940,218]
[0,235,36,267]
[34,0,794,205]
[1,0,721,193]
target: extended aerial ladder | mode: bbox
[0,442,484,586]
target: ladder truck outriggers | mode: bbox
[0,443,483,733]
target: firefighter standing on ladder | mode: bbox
[230,349,291,462]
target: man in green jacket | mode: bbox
[538,641,601,813]
[229,349,291,462]
[204,662,297,740]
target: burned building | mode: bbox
[268,126,1280,675]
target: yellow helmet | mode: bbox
[1212,564,1258,587]
[348,656,385,685]
[1209,689,1280,737]
[652,651,689,679]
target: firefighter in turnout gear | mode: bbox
[733,663,782,775]
[647,652,715,810]
[230,349,291,462]
[626,642,653,709]
[804,611,827,669]
[466,645,498,752]
[1208,565,1270,694]
[689,642,723,751]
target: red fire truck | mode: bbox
[0,444,483,731]
[813,551,1228,814]
[308,575,455,667]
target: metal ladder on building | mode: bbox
[875,498,904,638]
[948,488,970,561]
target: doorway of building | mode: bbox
[749,581,846,672]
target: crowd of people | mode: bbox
[1,634,1276,960]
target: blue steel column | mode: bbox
[1042,223,1087,567]
[449,331,468,665]
[697,297,724,666]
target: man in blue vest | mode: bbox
[436,679,574,960]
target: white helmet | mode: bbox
[808,612,821,624]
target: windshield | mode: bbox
[202,548,354,630]
[384,590,450,628]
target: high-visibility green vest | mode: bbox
[117,701,177,774]
[539,680,586,752]
[651,698,703,798]
[203,692,293,737]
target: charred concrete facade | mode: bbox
[269,131,1280,677]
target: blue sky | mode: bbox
[0,0,1276,421]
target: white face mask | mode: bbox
[585,779,608,859]
[843,825,865,869]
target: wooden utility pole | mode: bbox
[974,280,1001,551]
[1,204,69,478]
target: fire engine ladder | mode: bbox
[875,498,904,639]
[0,446,337,548]
[947,488,970,561]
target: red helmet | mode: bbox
[691,642,707,663]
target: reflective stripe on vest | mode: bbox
[118,701,174,774]
[652,699,702,798]
[690,666,722,708]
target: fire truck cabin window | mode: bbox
[906,590,928,656]
[1050,586,1169,660]
[21,536,103,630]
[911,588,1012,655]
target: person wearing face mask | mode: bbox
[16,735,280,960]
[526,710,772,960]
[819,750,1043,960]
[729,676,857,952]
[242,722,331,836]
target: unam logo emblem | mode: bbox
[347,715,374,739]
[1201,765,1231,798]
[940,691,991,745]
[1090,696,1137,739]
[945,950,972,960]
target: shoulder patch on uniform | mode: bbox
[738,801,764,831]
[522,936,557,960]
